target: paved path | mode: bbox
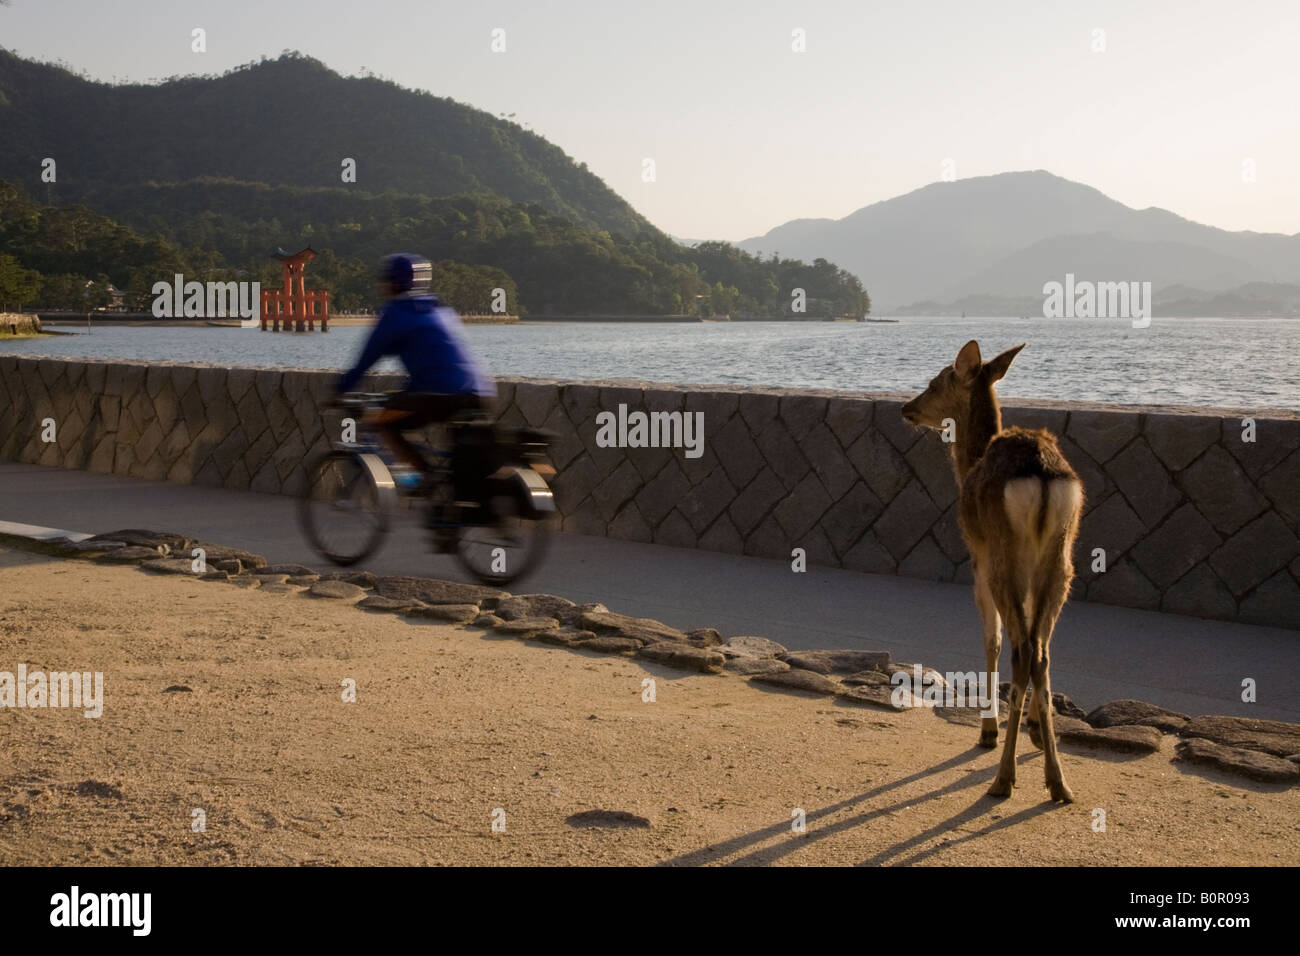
[1,460,1296,722]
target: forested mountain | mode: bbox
[0,49,870,317]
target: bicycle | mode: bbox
[297,392,556,585]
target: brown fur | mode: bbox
[902,340,1082,803]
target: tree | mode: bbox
[0,253,42,310]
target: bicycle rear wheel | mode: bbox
[454,490,551,586]
[298,451,389,566]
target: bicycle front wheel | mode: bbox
[298,451,389,566]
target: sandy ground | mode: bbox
[0,545,1296,866]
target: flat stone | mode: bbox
[1085,699,1190,734]
[227,575,261,589]
[213,559,244,574]
[320,571,378,589]
[1175,738,1300,784]
[1180,715,1300,758]
[97,546,167,563]
[684,627,723,648]
[577,610,687,645]
[88,529,191,554]
[494,616,562,638]
[287,574,320,587]
[1058,723,1163,754]
[140,558,198,575]
[308,580,367,601]
[404,603,480,624]
[723,657,790,676]
[255,573,291,585]
[262,563,318,576]
[1052,693,1087,720]
[374,575,506,606]
[840,683,906,711]
[565,809,651,830]
[200,570,229,581]
[783,649,891,675]
[534,628,582,647]
[258,583,303,595]
[576,636,643,655]
[191,544,267,570]
[636,642,725,673]
[842,670,893,687]
[68,539,125,552]
[721,635,788,658]
[357,595,423,612]
[471,613,503,628]
[750,668,841,696]
[495,593,579,622]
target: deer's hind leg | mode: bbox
[972,557,1002,749]
[1028,543,1076,803]
[987,560,1032,798]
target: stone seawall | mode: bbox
[2,355,1297,630]
[1,313,42,335]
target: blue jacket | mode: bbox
[337,295,495,396]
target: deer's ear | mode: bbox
[954,340,982,380]
[985,344,1025,383]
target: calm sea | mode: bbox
[4,317,1297,411]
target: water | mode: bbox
[4,317,1298,411]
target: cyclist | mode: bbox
[335,254,496,535]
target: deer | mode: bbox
[901,341,1082,803]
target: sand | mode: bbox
[0,544,1295,866]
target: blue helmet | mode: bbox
[381,253,433,295]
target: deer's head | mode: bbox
[901,340,1024,430]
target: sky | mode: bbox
[3,0,1298,240]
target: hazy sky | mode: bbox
[4,0,1297,240]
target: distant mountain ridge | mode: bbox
[739,171,1300,312]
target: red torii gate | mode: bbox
[260,246,330,331]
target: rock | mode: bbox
[721,635,788,658]
[261,563,317,576]
[565,809,651,829]
[214,559,244,574]
[191,544,267,570]
[684,627,723,648]
[97,546,167,564]
[227,575,261,589]
[403,603,480,624]
[1086,699,1190,734]
[842,670,893,687]
[357,595,424,612]
[1175,738,1300,783]
[841,683,906,711]
[140,558,198,575]
[287,574,320,587]
[494,617,562,638]
[471,613,504,628]
[320,570,377,589]
[1052,692,1087,720]
[535,628,582,647]
[1180,715,1300,758]
[308,580,367,601]
[496,593,579,622]
[578,610,687,645]
[162,685,192,693]
[258,583,302,595]
[751,669,841,696]
[1058,723,1163,754]
[374,575,505,606]
[724,657,790,676]
[254,573,291,585]
[637,642,725,673]
[68,539,125,552]
[200,570,229,581]
[576,636,643,654]
[783,649,891,676]
[89,529,190,554]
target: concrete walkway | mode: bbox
[1,460,1295,722]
